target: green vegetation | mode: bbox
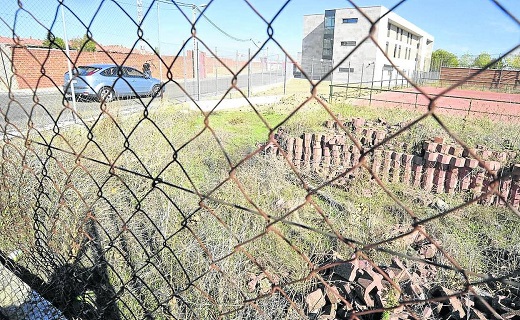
[42,31,65,49]
[431,48,520,70]
[69,34,96,52]
[0,79,519,318]
[431,49,459,68]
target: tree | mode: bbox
[458,53,473,68]
[505,54,520,69]
[69,34,96,52]
[431,49,459,70]
[42,31,65,50]
[473,52,492,68]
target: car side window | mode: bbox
[125,67,145,78]
[101,67,117,77]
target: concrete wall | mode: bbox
[301,14,325,79]
[332,7,380,83]
[0,44,16,91]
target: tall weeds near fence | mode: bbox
[0,1,520,320]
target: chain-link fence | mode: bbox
[0,1,519,319]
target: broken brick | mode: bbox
[306,288,326,313]
[325,285,342,304]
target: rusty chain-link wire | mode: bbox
[0,0,519,319]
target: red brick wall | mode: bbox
[10,47,192,90]
[10,46,260,90]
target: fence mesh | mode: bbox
[0,0,519,319]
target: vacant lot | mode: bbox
[0,79,519,319]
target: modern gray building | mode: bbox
[301,6,434,85]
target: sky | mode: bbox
[1,0,519,61]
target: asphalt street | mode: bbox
[0,71,287,132]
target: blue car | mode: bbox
[63,64,164,102]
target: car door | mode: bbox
[101,67,132,97]
[123,67,150,96]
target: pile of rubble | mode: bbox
[301,230,520,319]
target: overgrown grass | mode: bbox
[0,84,519,319]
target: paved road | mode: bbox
[0,71,288,132]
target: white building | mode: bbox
[301,6,434,85]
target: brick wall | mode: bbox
[8,46,261,90]
[265,118,520,208]
[10,47,191,90]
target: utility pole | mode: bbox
[61,4,77,122]
[156,2,163,84]
[137,0,144,52]
[191,4,206,101]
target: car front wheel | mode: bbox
[98,86,115,103]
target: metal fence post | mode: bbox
[283,54,287,95]
[215,47,218,96]
[183,48,187,101]
[196,41,200,100]
[346,61,350,97]
[369,64,375,105]
[330,58,334,85]
[261,51,265,86]
[268,47,271,86]
[247,47,251,98]
[381,68,384,89]
[359,62,364,97]
[311,58,314,81]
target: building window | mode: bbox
[322,10,335,60]
[385,42,389,54]
[323,48,332,57]
[393,44,397,58]
[324,10,335,28]
[400,29,403,41]
[341,41,356,46]
[323,38,333,59]
[398,45,401,58]
[339,67,354,73]
[343,18,358,23]
[323,39,333,49]
[383,64,393,71]
[396,27,399,40]
[387,23,391,37]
